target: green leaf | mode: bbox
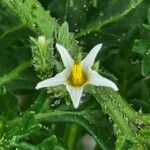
[0,90,19,119]
[36,104,115,150]
[132,40,150,55]
[132,40,150,76]
[14,135,64,150]
[0,2,21,38]
[38,135,57,150]
[142,54,150,76]
[4,111,41,145]
[0,47,18,77]
[1,0,150,149]
[75,0,144,38]
[0,60,35,92]
[115,136,134,150]
[28,90,47,113]
[2,0,57,37]
[1,0,82,79]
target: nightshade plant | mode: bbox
[0,0,150,150]
[36,42,118,108]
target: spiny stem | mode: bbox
[0,60,32,85]
[89,87,150,146]
[93,88,136,137]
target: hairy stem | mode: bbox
[88,87,150,148]
[90,87,136,137]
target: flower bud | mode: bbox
[38,35,46,48]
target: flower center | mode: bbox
[67,62,88,87]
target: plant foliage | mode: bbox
[0,0,150,149]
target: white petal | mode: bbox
[89,70,118,91]
[56,43,74,68]
[36,70,66,89]
[82,44,102,69]
[66,85,83,108]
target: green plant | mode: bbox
[0,0,150,149]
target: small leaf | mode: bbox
[132,40,150,55]
[132,40,150,76]
[38,135,57,150]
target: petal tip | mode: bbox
[56,43,59,48]
[35,82,44,90]
[96,43,103,49]
[56,43,59,46]
[56,43,61,49]
[73,102,79,109]
[35,84,40,90]
[114,86,119,91]
[111,83,119,91]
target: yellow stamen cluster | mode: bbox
[67,62,88,87]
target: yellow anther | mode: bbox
[67,62,88,87]
[72,62,83,85]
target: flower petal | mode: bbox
[66,85,83,108]
[82,44,102,69]
[56,43,74,69]
[89,70,118,91]
[36,70,66,89]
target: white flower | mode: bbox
[36,43,118,108]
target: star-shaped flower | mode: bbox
[36,42,118,108]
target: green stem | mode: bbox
[75,0,143,38]
[92,0,97,8]
[0,60,31,85]
[63,123,81,150]
[90,87,136,137]
[64,0,69,21]
[115,135,127,150]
